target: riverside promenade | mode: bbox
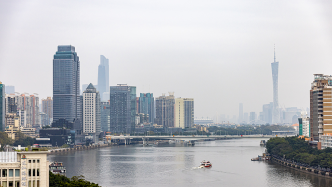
[272,156,332,178]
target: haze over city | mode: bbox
[1,0,332,118]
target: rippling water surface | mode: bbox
[48,138,332,187]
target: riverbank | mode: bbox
[48,143,111,154]
[271,156,332,178]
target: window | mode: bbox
[2,169,7,177]
[9,181,13,187]
[15,169,20,177]
[33,160,35,163]
[9,169,13,177]
[15,181,20,187]
[28,160,31,163]
[33,169,35,176]
[29,169,31,176]
[37,169,39,176]
[2,182,7,187]
[37,159,40,163]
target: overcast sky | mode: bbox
[0,0,331,119]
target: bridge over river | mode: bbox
[108,134,293,145]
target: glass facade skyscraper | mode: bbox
[109,84,136,133]
[98,55,109,101]
[139,93,154,124]
[53,45,81,126]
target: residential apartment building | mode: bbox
[310,74,332,141]
[109,84,136,133]
[83,84,101,143]
[0,151,49,187]
[174,98,194,129]
[41,97,53,125]
[155,93,175,128]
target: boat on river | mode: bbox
[200,160,212,168]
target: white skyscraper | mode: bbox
[83,83,101,143]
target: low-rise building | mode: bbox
[0,151,49,187]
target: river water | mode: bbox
[48,138,332,187]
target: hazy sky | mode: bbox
[0,0,331,119]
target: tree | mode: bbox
[49,172,100,187]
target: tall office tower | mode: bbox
[5,85,15,94]
[42,97,53,125]
[53,45,81,125]
[249,112,256,123]
[263,102,273,124]
[98,55,109,101]
[0,82,4,131]
[139,93,155,124]
[174,98,194,129]
[83,84,101,142]
[310,74,332,141]
[243,112,248,124]
[271,48,280,124]
[109,84,136,133]
[238,103,243,123]
[101,101,110,132]
[155,93,175,128]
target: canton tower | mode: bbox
[271,46,280,124]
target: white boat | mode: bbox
[199,160,212,168]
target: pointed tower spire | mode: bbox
[274,44,276,63]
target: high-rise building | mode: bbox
[139,93,155,124]
[0,82,5,131]
[5,94,17,114]
[5,85,15,94]
[174,98,194,129]
[83,84,101,142]
[53,45,81,125]
[243,112,248,124]
[101,101,110,132]
[109,84,136,133]
[13,94,39,127]
[262,102,273,124]
[249,112,256,123]
[98,55,109,101]
[238,103,243,123]
[310,74,332,141]
[271,48,280,124]
[42,97,53,125]
[155,93,175,128]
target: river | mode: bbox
[48,138,332,187]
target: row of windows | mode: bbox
[28,159,40,163]
[1,169,20,177]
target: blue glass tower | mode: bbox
[53,45,81,126]
[139,93,154,124]
[109,84,136,133]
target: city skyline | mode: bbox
[1,1,332,118]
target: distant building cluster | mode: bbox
[0,45,195,147]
